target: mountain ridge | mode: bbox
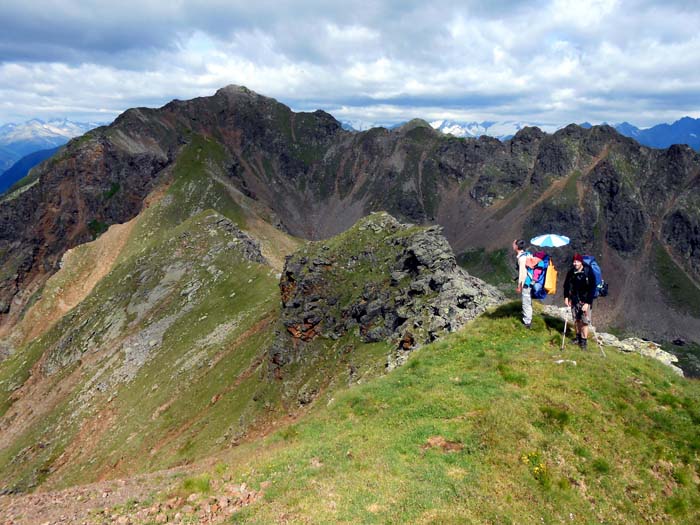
[612,116,700,150]
[343,116,700,152]
[1,86,700,345]
[0,195,501,493]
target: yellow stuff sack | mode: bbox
[544,260,557,295]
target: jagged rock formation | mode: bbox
[1,85,700,342]
[269,213,503,373]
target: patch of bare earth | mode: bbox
[0,445,275,524]
[421,435,464,453]
[20,219,136,346]
[0,351,84,449]
[247,216,303,272]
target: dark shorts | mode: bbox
[571,302,592,325]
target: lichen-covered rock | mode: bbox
[269,212,504,373]
[206,216,267,265]
[597,333,684,377]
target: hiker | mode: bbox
[513,239,532,329]
[563,253,597,348]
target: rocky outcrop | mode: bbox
[269,213,503,373]
[207,215,267,266]
[595,332,683,376]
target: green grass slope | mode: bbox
[457,247,514,292]
[137,302,700,524]
[0,133,284,492]
[0,210,280,492]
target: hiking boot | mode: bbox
[580,338,588,349]
[573,334,581,345]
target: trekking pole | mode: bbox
[560,310,568,352]
[595,332,606,358]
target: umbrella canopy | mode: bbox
[530,234,570,247]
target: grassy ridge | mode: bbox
[0,134,279,492]
[0,137,399,494]
[0,210,280,491]
[169,302,700,524]
[118,134,245,264]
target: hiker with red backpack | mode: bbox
[563,253,598,349]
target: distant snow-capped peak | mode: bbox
[429,120,559,140]
[0,119,101,145]
[429,120,483,138]
[341,119,383,132]
[342,117,563,138]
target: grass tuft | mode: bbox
[539,405,571,429]
[182,474,211,495]
[591,458,611,475]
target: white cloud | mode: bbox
[0,1,699,127]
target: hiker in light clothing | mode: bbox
[563,253,597,348]
[513,239,532,329]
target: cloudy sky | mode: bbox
[1,0,699,127]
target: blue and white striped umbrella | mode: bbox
[530,234,570,247]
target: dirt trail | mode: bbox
[0,424,285,524]
[0,464,187,525]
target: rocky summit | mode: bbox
[270,212,503,374]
